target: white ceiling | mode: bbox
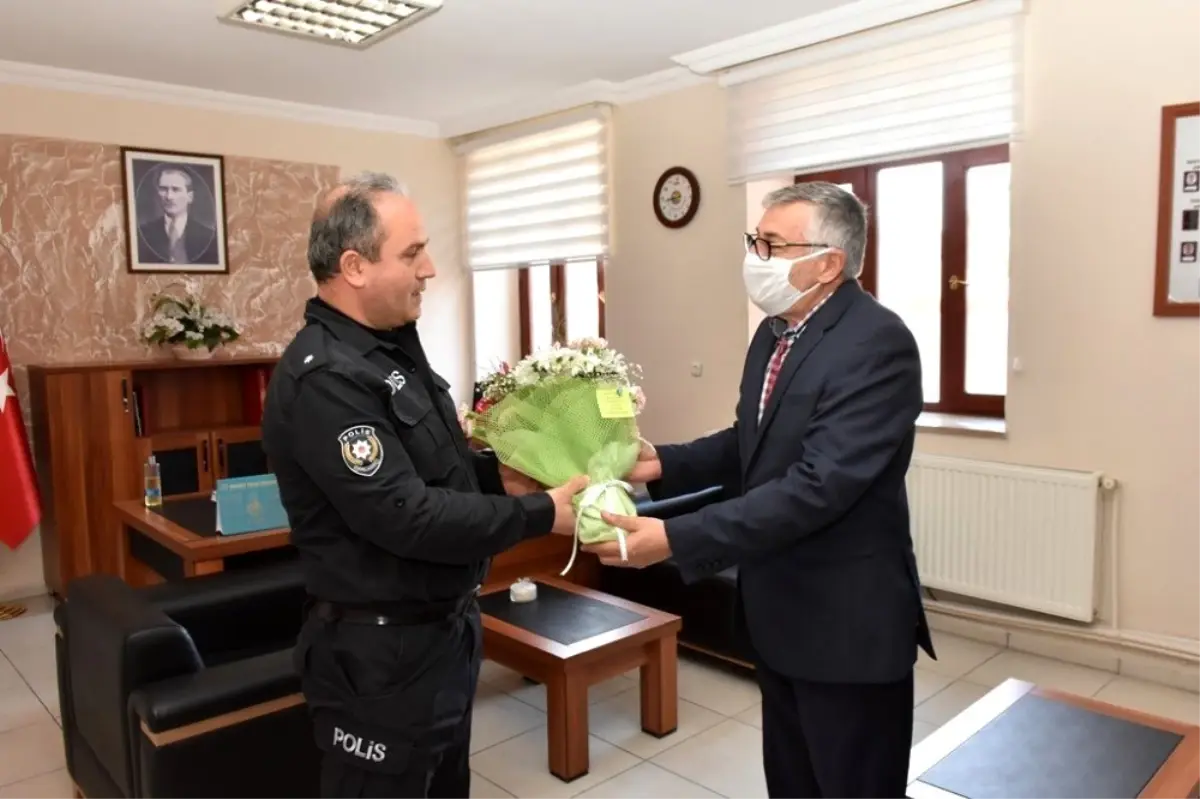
[0,0,852,136]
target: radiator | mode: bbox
[906,454,1106,623]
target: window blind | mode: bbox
[723,0,1024,183]
[460,109,609,271]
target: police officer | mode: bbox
[262,172,586,798]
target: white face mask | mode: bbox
[742,249,831,317]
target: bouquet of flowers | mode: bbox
[139,280,240,355]
[466,337,646,575]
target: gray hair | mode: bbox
[762,182,868,279]
[308,171,407,283]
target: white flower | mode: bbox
[473,340,643,409]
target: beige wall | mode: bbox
[0,83,463,600]
[608,83,749,443]
[606,0,1200,642]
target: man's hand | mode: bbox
[547,475,589,536]
[626,437,663,484]
[582,512,671,568]
[500,464,542,496]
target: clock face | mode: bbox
[654,167,700,228]
[658,174,693,221]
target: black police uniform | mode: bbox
[261,298,556,798]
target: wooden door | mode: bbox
[88,369,140,578]
[212,426,270,480]
[29,370,93,593]
[136,430,214,499]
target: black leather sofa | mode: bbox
[55,560,320,798]
[601,487,756,667]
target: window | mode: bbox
[459,108,610,377]
[517,258,606,356]
[801,145,1009,417]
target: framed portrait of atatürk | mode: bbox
[121,147,229,274]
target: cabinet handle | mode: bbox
[217,439,226,474]
[202,440,210,473]
[121,378,129,413]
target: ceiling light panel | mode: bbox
[221,0,443,49]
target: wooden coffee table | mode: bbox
[907,678,1200,799]
[478,576,682,782]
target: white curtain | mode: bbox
[457,106,610,271]
[724,0,1025,183]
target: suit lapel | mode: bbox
[748,281,863,464]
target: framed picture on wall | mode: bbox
[1153,102,1200,317]
[120,147,229,274]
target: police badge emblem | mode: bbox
[338,425,384,477]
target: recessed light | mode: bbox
[218,0,443,49]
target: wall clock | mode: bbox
[653,166,701,229]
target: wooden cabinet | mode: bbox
[135,426,269,498]
[26,356,275,595]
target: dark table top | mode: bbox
[478,582,647,646]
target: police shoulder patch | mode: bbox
[338,425,384,477]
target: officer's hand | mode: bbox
[500,464,543,496]
[547,475,589,536]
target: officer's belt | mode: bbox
[309,592,478,627]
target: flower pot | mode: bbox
[172,344,215,361]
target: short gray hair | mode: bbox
[308,171,407,283]
[762,182,868,279]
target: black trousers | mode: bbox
[756,661,914,798]
[297,608,482,799]
[319,717,471,798]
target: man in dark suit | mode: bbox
[137,166,220,265]
[586,181,935,798]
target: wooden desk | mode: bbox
[479,577,682,782]
[114,497,292,585]
[908,678,1200,799]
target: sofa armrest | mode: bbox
[130,647,301,735]
[62,575,203,799]
[140,560,306,663]
[635,485,724,519]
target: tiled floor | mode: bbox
[1,595,1197,798]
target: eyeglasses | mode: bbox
[744,232,831,261]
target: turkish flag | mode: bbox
[0,330,41,550]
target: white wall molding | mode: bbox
[0,59,441,138]
[926,600,1200,693]
[438,67,710,139]
[672,0,979,76]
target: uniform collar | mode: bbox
[304,297,400,356]
[304,297,433,376]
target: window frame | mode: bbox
[517,256,607,358]
[798,144,1009,418]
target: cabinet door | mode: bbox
[213,426,270,479]
[89,369,141,578]
[136,431,214,498]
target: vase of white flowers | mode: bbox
[140,281,240,358]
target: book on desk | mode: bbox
[213,474,288,535]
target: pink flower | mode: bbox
[632,385,647,413]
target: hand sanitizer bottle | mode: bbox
[144,455,163,508]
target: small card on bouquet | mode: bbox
[596,387,636,419]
